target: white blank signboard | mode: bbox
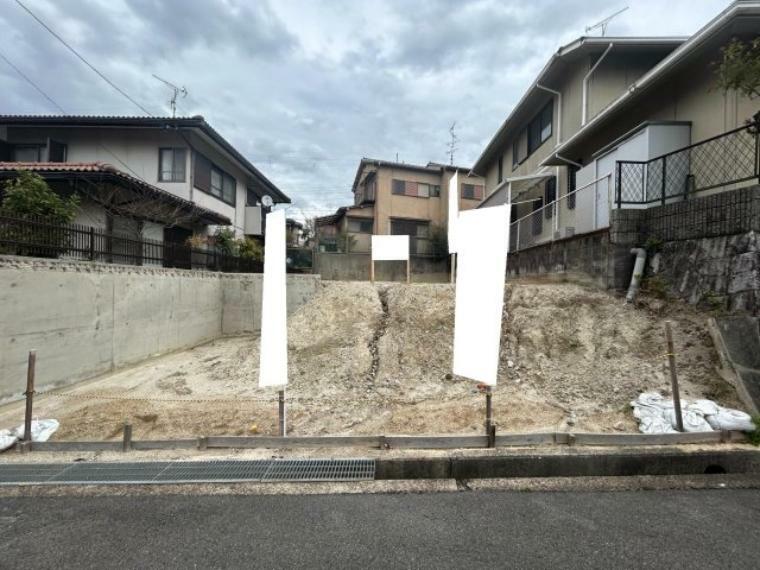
[447,171,459,253]
[372,235,409,261]
[259,209,288,387]
[452,204,511,386]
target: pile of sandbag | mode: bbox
[631,392,755,434]
[0,419,59,451]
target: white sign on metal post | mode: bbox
[371,235,409,261]
[452,204,511,386]
[447,171,459,253]
[259,209,288,388]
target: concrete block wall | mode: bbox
[0,256,320,400]
[314,252,449,282]
[506,229,612,289]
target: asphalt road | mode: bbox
[0,489,758,569]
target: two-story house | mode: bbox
[473,1,759,253]
[0,115,289,249]
[316,158,485,255]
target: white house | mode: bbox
[0,115,290,248]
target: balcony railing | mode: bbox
[615,120,760,206]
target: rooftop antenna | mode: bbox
[447,121,459,165]
[585,6,629,37]
[152,74,188,118]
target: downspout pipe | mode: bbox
[626,247,647,303]
[582,43,614,125]
[535,84,561,144]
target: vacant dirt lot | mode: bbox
[0,280,742,440]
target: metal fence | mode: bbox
[616,121,760,206]
[0,213,263,273]
[509,173,612,252]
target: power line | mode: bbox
[14,0,153,116]
[0,49,64,113]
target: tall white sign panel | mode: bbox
[259,209,288,388]
[452,205,511,386]
[447,171,459,253]
[371,235,409,261]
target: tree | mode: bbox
[714,37,760,125]
[1,171,79,223]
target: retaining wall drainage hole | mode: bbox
[704,464,727,475]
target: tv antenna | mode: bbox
[585,6,629,37]
[152,74,188,117]
[447,121,459,165]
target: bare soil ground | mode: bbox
[0,280,742,440]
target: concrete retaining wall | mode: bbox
[506,229,613,289]
[611,186,760,313]
[0,256,320,399]
[315,252,449,282]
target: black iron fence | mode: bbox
[0,213,263,273]
[615,121,760,206]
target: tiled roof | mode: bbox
[0,115,290,203]
[0,161,230,225]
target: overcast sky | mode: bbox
[0,0,729,219]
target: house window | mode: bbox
[12,144,44,162]
[158,148,186,182]
[392,179,440,198]
[567,165,579,210]
[544,177,556,219]
[498,155,503,183]
[347,218,373,233]
[512,100,553,169]
[461,183,484,200]
[210,166,236,205]
[246,188,259,207]
[193,151,236,206]
[532,198,543,235]
[528,101,553,155]
[391,218,430,254]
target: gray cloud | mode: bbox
[0,0,726,219]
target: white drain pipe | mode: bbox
[626,247,647,303]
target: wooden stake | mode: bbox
[278,389,287,437]
[665,321,685,432]
[23,350,36,443]
[406,259,411,284]
[122,423,133,452]
[450,253,456,284]
[370,260,375,283]
[485,386,493,437]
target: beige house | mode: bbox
[473,1,760,250]
[316,158,485,255]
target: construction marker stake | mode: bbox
[278,389,287,437]
[23,350,36,444]
[665,321,685,432]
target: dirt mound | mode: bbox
[4,280,741,439]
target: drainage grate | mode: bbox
[0,459,375,485]
[264,459,376,482]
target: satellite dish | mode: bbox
[261,195,274,208]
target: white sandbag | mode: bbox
[639,416,678,434]
[706,409,755,432]
[0,429,16,451]
[13,419,59,442]
[688,399,721,416]
[665,408,713,432]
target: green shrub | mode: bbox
[2,171,79,223]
